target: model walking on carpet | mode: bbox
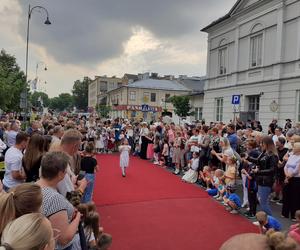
[119,139,131,177]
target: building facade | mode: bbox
[179,76,206,122]
[88,76,123,108]
[107,78,191,121]
[201,0,300,129]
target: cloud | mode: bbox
[16,0,236,67]
[1,0,237,96]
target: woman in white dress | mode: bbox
[182,151,200,183]
[119,139,131,177]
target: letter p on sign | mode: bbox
[232,95,240,105]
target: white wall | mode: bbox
[202,0,300,129]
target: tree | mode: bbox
[169,95,193,118]
[30,91,50,108]
[0,50,27,112]
[49,93,73,111]
[72,76,91,111]
[96,104,111,118]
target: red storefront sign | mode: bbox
[113,105,162,112]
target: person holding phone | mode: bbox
[80,142,98,203]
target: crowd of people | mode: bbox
[0,114,112,250]
[0,112,300,249]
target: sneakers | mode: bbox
[244,212,256,219]
[271,197,280,202]
[173,169,180,175]
[241,203,248,208]
[216,196,223,201]
[213,194,219,199]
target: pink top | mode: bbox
[289,224,300,244]
[168,129,175,143]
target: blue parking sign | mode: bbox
[232,95,240,105]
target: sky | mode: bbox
[0,0,236,97]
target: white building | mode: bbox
[201,0,300,129]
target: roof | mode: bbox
[178,77,206,94]
[123,74,138,80]
[201,0,243,32]
[127,79,190,91]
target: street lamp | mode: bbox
[23,4,51,122]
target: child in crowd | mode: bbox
[289,210,300,244]
[80,142,99,203]
[241,160,258,219]
[75,203,112,249]
[182,151,200,183]
[153,135,161,165]
[119,138,131,177]
[223,184,241,214]
[169,141,175,169]
[255,211,282,234]
[224,156,237,185]
[209,169,225,199]
[207,169,224,198]
[160,138,169,167]
[107,131,115,153]
[199,166,212,189]
[95,132,104,153]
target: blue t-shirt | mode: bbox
[265,216,282,231]
[113,124,121,141]
[228,193,241,208]
[227,133,238,151]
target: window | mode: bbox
[297,91,300,122]
[248,95,260,112]
[194,107,203,121]
[143,92,150,103]
[151,93,156,102]
[130,91,136,101]
[250,34,263,67]
[165,94,171,102]
[215,98,223,121]
[218,47,227,75]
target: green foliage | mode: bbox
[49,93,74,111]
[0,49,27,112]
[30,91,50,108]
[169,95,193,118]
[72,76,91,111]
[96,104,111,118]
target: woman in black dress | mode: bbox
[140,122,149,160]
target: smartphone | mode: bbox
[77,170,86,181]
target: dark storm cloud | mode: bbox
[17,0,235,66]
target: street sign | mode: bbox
[141,104,149,112]
[232,95,240,105]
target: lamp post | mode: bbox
[24,4,51,123]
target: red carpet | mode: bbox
[94,154,258,250]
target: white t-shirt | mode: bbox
[3,146,24,188]
[6,130,18,147]
[57,165,75,197]
[272,134,286,144]
[190,135,199,152]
